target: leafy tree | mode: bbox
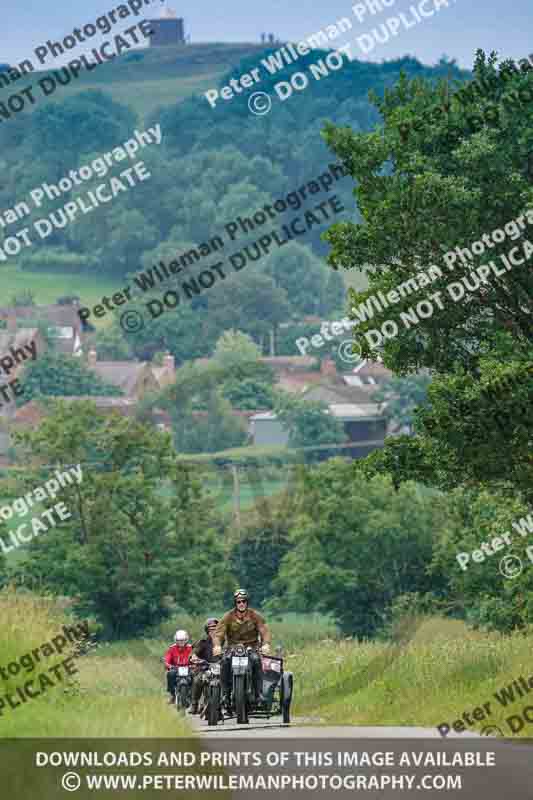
[205,271,291,349]
[415,355,533,503]
[108,298,213,364]
[429,487,533,633]
[158,362,249,453]
[374,374,432,433]
[172,388,248,454]
[323,49,533,499]
[275,321,323,357]
[353,433,430,488]
[357,352,533,506]
[322,269,346,316]
[325,50,533,374]
[215,359,276,387]
[0,55,470,287]
[221,377,275,410]
[10,401,230,636]
[274,394,346,449]
[213,357,277,409]
[215,181,275,232]
[212,329,262,368]
[273,460,449,636]
[229,495,293,607]
[263,242,328,315]
[92,326,133,361]
[19,353,123,403]
[16,91,136,182]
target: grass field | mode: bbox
[154,611,339,653]
[69,72,224,116]
[207,474,288,515]
[0,595,231,799]
[1,264,119,308]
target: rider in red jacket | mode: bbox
[164,630,192,703]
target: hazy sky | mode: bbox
[2,0,530,71]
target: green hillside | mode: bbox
[18,43,266,121]
[0,44,466,324]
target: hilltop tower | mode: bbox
[147,1,185,46]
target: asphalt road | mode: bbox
[192,714,480,738]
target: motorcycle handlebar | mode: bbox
[195,656,222,665]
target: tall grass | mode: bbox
[0,589,191,737]
[290,615,533,736]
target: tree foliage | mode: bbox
[10,401,230,636]
[274,394,347,449]
[20,353,123,402]
[323,50,533,503]
[221,377,275,410]
[429,487,533,632]
[229,495,294,608]
[272,460,449,637]
[212,329,262,367]
[325,50,533,374]
[316,51,533,636]
[157,361,249,453]
[374,374,432,432]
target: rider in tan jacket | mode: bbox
[212,589,272,707]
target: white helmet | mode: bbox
[175,629,188,645]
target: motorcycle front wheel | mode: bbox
[281,672,293,724]
[176,684,188,712]
[234,674,248,724]
[207,683,220,727]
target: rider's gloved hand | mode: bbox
[212,644,222,657]
[260,643,271,655]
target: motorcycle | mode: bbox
[174,663,192,712]
[162,656,193,713]
[217,644,293,726]
[194,658,223,727]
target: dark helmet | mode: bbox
[234,588,249,605]
[205,617,218,633]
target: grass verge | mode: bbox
[291,615,533,736]
[0,589,191,737]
